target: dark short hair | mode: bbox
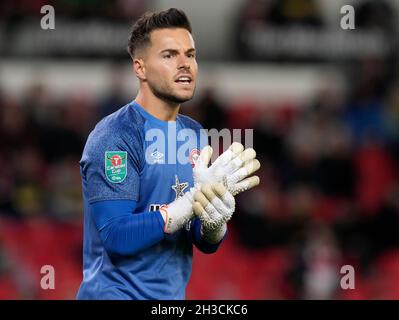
[127,8,192,59]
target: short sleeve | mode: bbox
[80,125,143,204]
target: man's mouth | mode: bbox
[175,75,192,85]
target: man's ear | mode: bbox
[133,58,146,81]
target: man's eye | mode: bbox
[163,54,172,59]
[188,54,195,58]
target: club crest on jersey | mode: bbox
[105,151,127,183]
[189,148,200,168]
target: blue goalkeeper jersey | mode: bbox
[77,100,207,299]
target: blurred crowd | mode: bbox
[0,0,148,21]
[236,0,394,30]
[235,0,397,61]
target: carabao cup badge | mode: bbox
[105,151,127,183]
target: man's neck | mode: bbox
[135,91,180,122]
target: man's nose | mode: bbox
[177,55,190,70]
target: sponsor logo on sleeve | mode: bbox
[105,151,127,183]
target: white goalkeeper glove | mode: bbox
[193,142,261,196]
[160,143,261,234]
[191,144,260,242]
[159,187,196,234]
[193,182,235,243]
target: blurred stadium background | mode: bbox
[1,0,399,299]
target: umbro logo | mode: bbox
[151,150,164,164]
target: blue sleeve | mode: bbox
[190,218,227,254]
[80,120,144,204]
[91,200,165,256]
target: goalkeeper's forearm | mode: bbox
[91,200,165,256]
[91,196,196,256]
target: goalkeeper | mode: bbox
[76,8,260,300]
